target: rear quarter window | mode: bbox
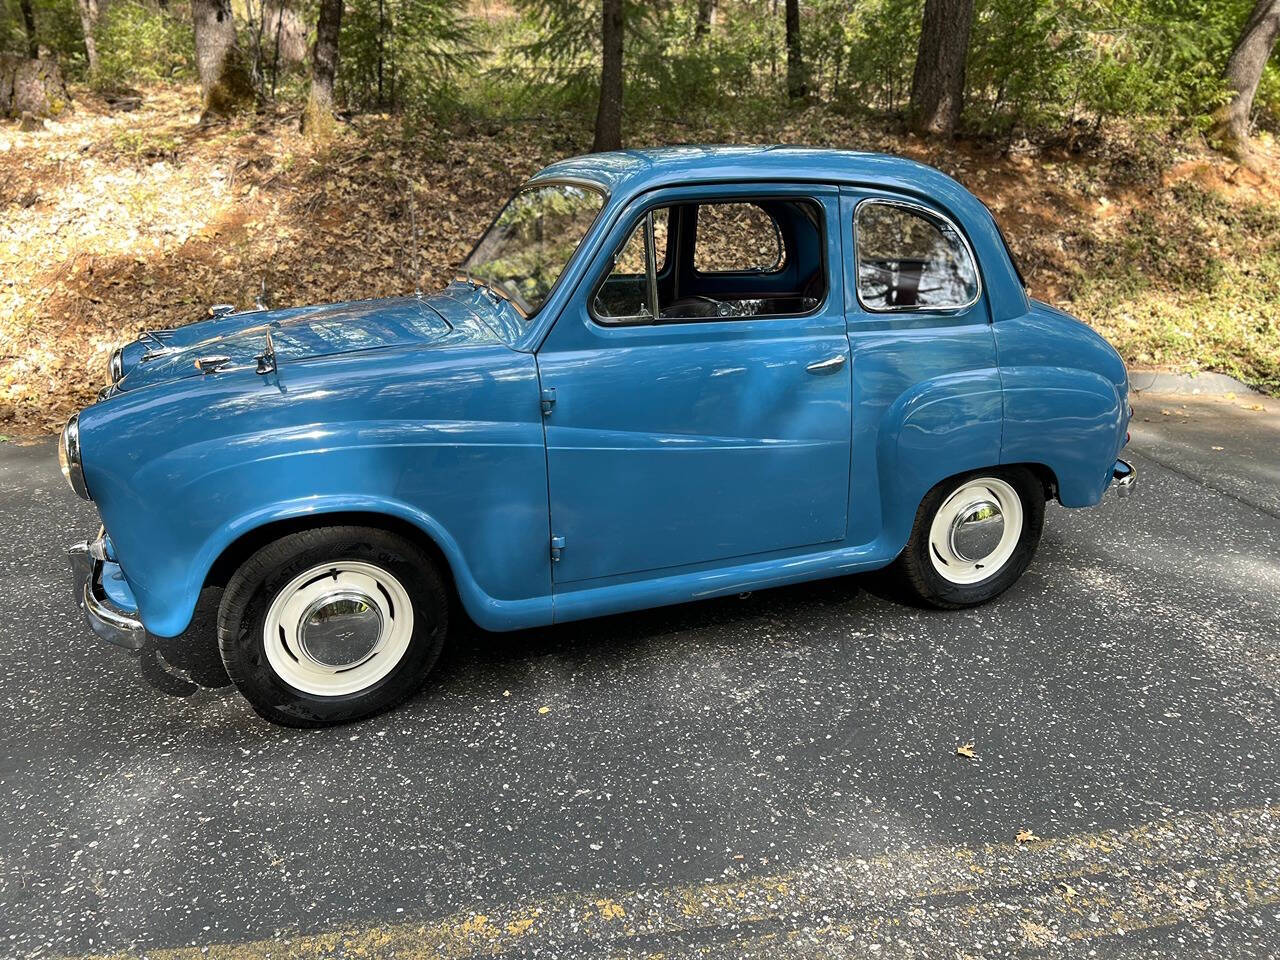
[855,200,979,311]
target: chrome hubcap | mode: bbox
[298,592,384,668]
[928,477,1023,585]
[949,499,1005,563]
[263,561,414,697]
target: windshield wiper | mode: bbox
[458,271,529,318]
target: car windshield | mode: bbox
[462,182,606,318]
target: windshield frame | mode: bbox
[458,176,611,322]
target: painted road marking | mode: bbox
[73,804,1277,958]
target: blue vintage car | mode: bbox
[62,146,1135,725]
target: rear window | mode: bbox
[694,203,785,274]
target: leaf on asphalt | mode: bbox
[956,742,977,758]
[1016,828,1038,844]
[1211,445,1224,450]
[1059,882,1077,902]
[538,706,550,714]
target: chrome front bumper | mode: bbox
[68,541,146,652]
[1112,458,1137,498]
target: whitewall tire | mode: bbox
[896,467,1044,609]
[218,527,448,727]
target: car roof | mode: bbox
[527,145,967,203]
[525,145,1029,326]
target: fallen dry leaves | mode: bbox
[4,82,1278,437]
[955,742,977,758]
[0,84,574,436]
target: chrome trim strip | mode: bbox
[852,196,984,315]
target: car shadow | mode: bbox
[132,570,908,703]
[434,572,878,679]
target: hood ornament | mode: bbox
[255,327,277,376]
[209,303,236,318]
[194,355,232,374]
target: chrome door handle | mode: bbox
[806,354,846,374]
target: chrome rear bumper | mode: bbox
[68,541,146,652]
[1112,458,1136,498]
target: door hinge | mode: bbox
[550,535,565,562]
[540,386,557,416]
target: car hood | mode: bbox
[112,286,518,393]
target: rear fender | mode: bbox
[1000,366,1124,506]
[875,370,1005,554]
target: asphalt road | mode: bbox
[1,391,1278,959]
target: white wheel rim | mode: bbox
[263,560,414,697]
[927,477,1023,585]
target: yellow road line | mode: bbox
[71,804,1278,959]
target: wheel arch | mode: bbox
[206,510,460,609]
[184,495,556,636]
[1005,461,1060,502]
[194,500,488,636]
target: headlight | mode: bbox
[59,413,91,501]
[108,347,124,383]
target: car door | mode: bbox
[536,182,851,585]
[838,187,1004,550]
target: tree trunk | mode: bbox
[192,0,255,118]
[592,0,623,153]
[695,0,715,40]
[0,54,72,119]
[75,0,99,74]
[1211,0,1280,157]
[785,0,805,100]
[18,0,38,59]
[302,0,343,134]
[907,0,974,137]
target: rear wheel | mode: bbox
[217,526,448,727]
[896,467,1044,609]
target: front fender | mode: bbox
[79,343,552,637]
[179,494,553,637]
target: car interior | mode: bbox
[593,198,827,323]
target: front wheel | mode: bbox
[217,526,448,727]
[895,467,1045,609]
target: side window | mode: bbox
[591,197,825,325]
[593,209,668,320]
[613,208,668,275]
[855,201,979,311]
[694,203,784,274]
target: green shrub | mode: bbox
[1,0,89,72]
[95,0,195,86]
[339,0,475,116]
